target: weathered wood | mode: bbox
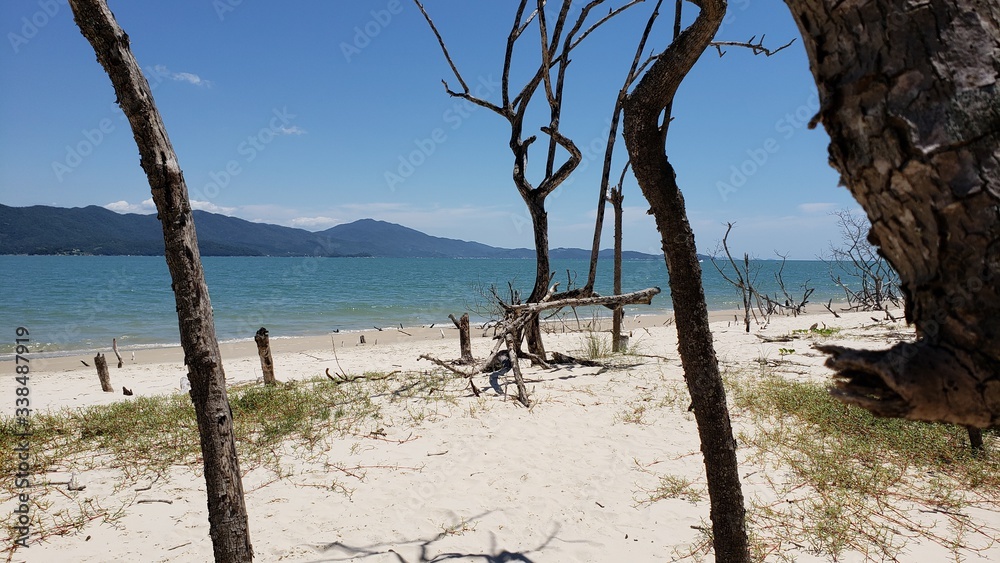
[94,353,112,392]
[506,286,660,315]
[112,337,124,368]
[783,0,1000,427]
[68,2,254,561]
[610,185,626,352]
[254,327,276,386]
[622,0,750,560]
[503,332,531,407]
[449,313,474,363]
[417,355,481,397]
[550,351,601,367]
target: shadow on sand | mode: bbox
[306,511,581,562]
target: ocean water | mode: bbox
[0,255,846,357]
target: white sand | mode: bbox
[3,309,998,562]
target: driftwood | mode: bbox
[417,354,480,397]
[550,351,601,367]
[448,313,474,363]
[480,286,661,374]
[419,286,660,407]
[254,327,277,386]
[94,353,113,392]
[112,337,124,368]
[324,368,397,384]
[503,332,531,407]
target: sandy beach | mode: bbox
[3,307,998,562]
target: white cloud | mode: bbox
[797,202,837,214]
[153,64,212,87]
[291,216,337,230]
[104,198,156,213]
[190,200,236,215]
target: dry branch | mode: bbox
[324,368,398,384]
[417,354,481,397]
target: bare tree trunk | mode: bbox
[622,0,750,560]
[94,353,112,392]
[610,187,626,353]
[526,195,550,359]
[449,313,474,363]
[69,2,254,560]
[783,0,1000,427]
[254,327,276,386]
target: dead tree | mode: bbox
[424,287,660,406]
[94,353,112,392]
[713,224,815,326]
[622,0,750,560]
[112,337,124,368]
[448,313,475,364]
[254,327,277,386]
[414,0,643,359]
[609,178,627,352]
[711,222,761,332]
[783,0,1000,427]
[69,1,254,561]
[823,208,902,313]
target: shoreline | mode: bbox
[5,301,861,378]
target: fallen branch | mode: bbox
[550,351,601,367]
[324,369,398,384]
[507,286,660,315]
[417,354,480,397]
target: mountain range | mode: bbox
[0,204,680,260]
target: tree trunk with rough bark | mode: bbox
[69,1,254,560]
[94,353,112,392]
[783,0,1000,428]
[449,313,474,364]
[622,0,750,561]
[254,327,276,386]
[525,195,550,359]
[610,187,626,353]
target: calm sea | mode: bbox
[0,255,845,357]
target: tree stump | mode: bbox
[254,327,276,386]
[94,353,113,392]
[449,313,474,364]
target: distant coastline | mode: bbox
[1,203,696,260]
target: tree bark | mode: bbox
[69,2,254,561]
[94,353,113,392]
[610,187,626,353]
[254,327,276,386]
[525,195,550,359]
[622,0,750,561]
[783,0,1000,427]
[449,313,474,364]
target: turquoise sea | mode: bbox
[0,255,846,357]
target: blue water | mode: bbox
[0,255,844,357]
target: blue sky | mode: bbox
[1,0,861,258]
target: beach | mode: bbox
[3,308,998,562]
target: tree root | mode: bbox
[818,342,1000,428]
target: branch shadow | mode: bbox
[306,512,580,562]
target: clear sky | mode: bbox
[0,0,861,258]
